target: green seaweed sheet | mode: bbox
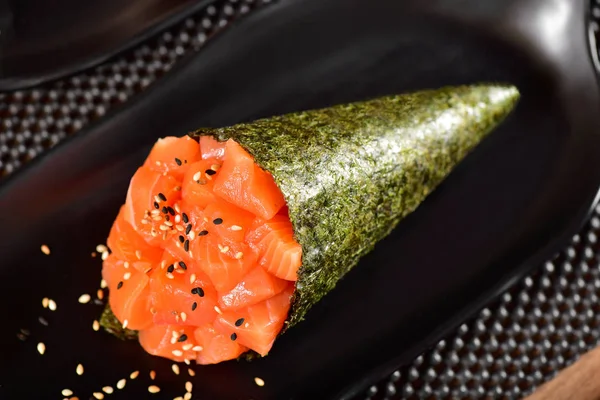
[190,84,520,329]
[100,84,519,341]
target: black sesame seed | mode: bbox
[179,235,185,243]
[185,224,192,235]
[205,169,216,176]
[191,302,197,311]
[198,230,208,236]
[153,202,160,209]
[16,333,27,341]
[162,206,169,214]
[165,215,170,222]
[213,218,223,225]
[158,193,167,202]
[167,264,175,273]
[184,240,190,252]
[230,333,237,341]
[167,206,175,216]
[178,261,187,270]
[182,213,189,223]
[117,281,124,290]
[195,287,205,297]
[235,318,245,327]
[178,334,188,342]
[175,158,182,166]
[190,288,197,295]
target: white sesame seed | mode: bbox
[175,215,181,223]
[176,225,185,232]
[245,322,250,328]
[188,231,196,240]
[217,244,223,252]
[166,273,175,279]
[135,250,142,259]
[42,297,49,308]
[61,389,73,396]
[184,358,191,365]
[123,272,131,281]
[254,377,265,387]
[151,209,161,215]
[96,244,108,253]
[170,337,177,345]
[76,364,84,375]
[152,216,162,221]
[122,319,128,329]
[214,306,222,314]
[101,251,109,261]
[172,364,180,375]
[189,274,196,284]
[159,225,170,231]
[148,385,161,394]
[230,225,242,231]
[154,195,162,202]
[174,397,184,400]
[78,294,91,304]
[164,221,173,227]
[123,261,130,269]
[97,289,104,300]
[100,279,108,289]
[220,245,229,253]
[176,269,185,275]
[92,320,100,331]
[172,330,179,338]
[184,392,192,400]
[175,314,180,322]
[172,350,183,357]
[102,386,113,394]
[150,370,156,380]
[93,392,104,399]
[188,368,196,376]
[174,203,181,213]
[205,174,212,181]
[141,219,150,225]
[48,299,57,311]
[182,343,193,351]
[41,244,51,255]
[211,164,220,171]
[180,312,187,322]
[130,371,139,379]
[235,252,244,259]
[185,381,193,392]
[192,346,203,352]
[116,379,126,389]
[193,172,201,181]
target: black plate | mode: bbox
[0,0,598,399]
[0,0,212,91]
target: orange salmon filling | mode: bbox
[102,136,301,364]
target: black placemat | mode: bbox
[1,1,599,398]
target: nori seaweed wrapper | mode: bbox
[190,84,519,329]
[100,303,138,340]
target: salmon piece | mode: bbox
[145,136,200,179]
[193,324,248,365]
[218,266,289,311]
[139,324,199,362]
[203,199,256,243]
[213,140,285,220]
[102,254,153,330]
[123,166,181,245]
[199,136,226,161]
[246,215,302,281]
[213,285,294,356]
[149,263,217,327]
[193,232,256,292]
[107,206,163,264]
[181,159,221,209]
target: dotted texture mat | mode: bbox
[1,1,599,399]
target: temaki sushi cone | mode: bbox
[100,84,519,363]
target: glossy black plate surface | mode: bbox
[0,0,599,399]
[0,0,211,90]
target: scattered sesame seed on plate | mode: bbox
[172,349,183,357]
[188,368,196,377]
[116,379,126,389]
[48,299,57,311]
[92,392,104,399]
[92,320,100,331]
[100,279,108,289]
[130,370,139,379]
[42,297,49,308]
[91,251,97,257]
[184,392,192,400]
[101,251,109,261]
[37,342,46,355]
[40,244,51,255]
[184,359,191,365]
[174,397,183,400]
[96,244,108,253]
[61,389,73,396]
[148,385,161,394]
[254,377,265,387]
[172,364,180,375]
[150,370,156,380]
[76,363,84,375]
[78,294,91,304]
[102,386,113,394]
[185,381,193,392]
